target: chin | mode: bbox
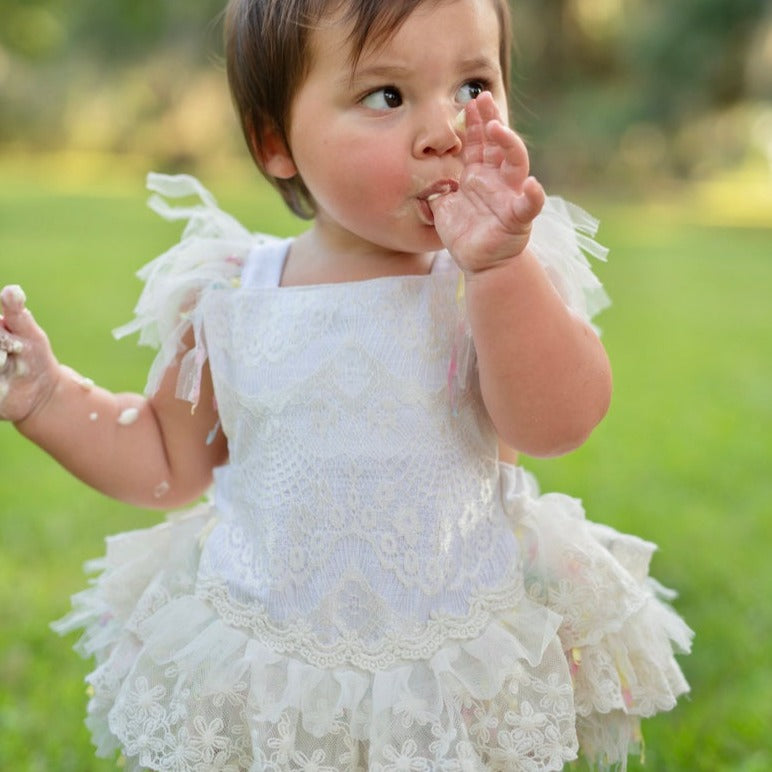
[419,230,446,253]
[399,225,445,253]
[356,218,444,255]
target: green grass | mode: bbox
[1,160,771,770]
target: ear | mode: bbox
[250,125,297,179]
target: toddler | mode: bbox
[0,0,691,769]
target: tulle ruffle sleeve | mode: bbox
[113,173,279,406]
[530,196,611,330]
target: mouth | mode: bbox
[416,179,459,225]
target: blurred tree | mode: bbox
[512,0,770,183]
[64,0,170,60]
[625,0,768,121]
[0,0,68,59]
[0,0,225,62]
[515,0,768,103]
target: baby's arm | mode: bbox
[0,285,226,508]
[430,94,612,457]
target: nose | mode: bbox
[413,104,463,158]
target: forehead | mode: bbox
[315,0,504,68]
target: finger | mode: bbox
[463,93,505,167]
[485,121,530,184]
[462,97,486,165]
[0,327,24,354]
[511,176,546,224]
[1,285,27,315]
[0,285,35,338]
[475,91,503,125]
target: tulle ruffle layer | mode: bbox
[54,469,691,771]
[500,466,692,765]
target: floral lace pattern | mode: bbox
[195,273,529,668]
[97,650,580,772]
[247,653,577,772]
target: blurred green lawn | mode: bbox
[1,159,771,770]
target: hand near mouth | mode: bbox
[428,92,545,274]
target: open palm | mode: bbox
[430,92,545,273]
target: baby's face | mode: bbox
[284,0,508,259]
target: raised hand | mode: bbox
[430,92,545,274]
[0,285,61,423]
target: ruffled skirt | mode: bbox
[53,466,691,771]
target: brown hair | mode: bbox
[225,0,513,218]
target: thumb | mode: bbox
[428,190,462,235]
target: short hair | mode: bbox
[225,0,513,218]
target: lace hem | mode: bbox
[195,573,531,672]
[98,600,578,771]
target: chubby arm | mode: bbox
[0,285,227,508]
[431,94,612,457]
[465,250,611,457]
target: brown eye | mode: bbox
[362,86,403,110]
[457,80,487,104]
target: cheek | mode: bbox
[311,138,408,212]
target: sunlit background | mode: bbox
[1,1,771,770]
[1,0,770,209]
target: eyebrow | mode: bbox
[346,56,500,88]
[343,64,412,88]
[455,56,501,75]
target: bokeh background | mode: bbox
[1,0,771,769]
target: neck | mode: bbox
[282,223,436,286]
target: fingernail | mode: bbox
[7,286,26,305]
[0,351,6,368]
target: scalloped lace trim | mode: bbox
[196,574,526,672]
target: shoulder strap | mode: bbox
[241,239,293,289]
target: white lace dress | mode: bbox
[54,174,692,771]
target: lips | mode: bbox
[416,179,459,225]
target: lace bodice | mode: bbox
[196,246,524,670]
